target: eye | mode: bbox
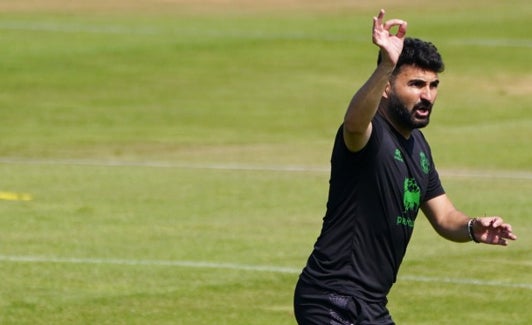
[409,80,426,88]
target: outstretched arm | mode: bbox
[421,194,517,245]
[343,9,407,152]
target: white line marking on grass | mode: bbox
[1,255,530,290]
[450,38,532,48]
[1,21,531,49]
[0,255,300,273]
[1,157,531,180]
[0,157,327,172]
[439,169,532,180]
[399,275,532,290]
[0,21,156,35]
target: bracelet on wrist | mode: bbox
[467,218,480,243]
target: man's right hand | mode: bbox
[372,9,408,67]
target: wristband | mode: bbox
[467,218,480,243]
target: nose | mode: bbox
[420,86,435,102]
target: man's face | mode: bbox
[385,65,440,130]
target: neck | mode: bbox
[378,105,412,139]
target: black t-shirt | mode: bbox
[299,113,445,302]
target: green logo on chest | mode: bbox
[403,178,420,212]
[394,149,404,162]
[396,178,421,229]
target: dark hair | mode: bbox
[378,37,445,75]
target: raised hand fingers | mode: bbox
[371,9,407,65]
[383,19,408,38]
[396,21,407,38]
[372,9,385,33]
[374,9,385,24]
[373,9,407,37]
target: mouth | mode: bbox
[413,102,432,119]
[414,108,431,119]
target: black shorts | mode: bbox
[293,279,395,325]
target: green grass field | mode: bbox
[0,0,530,324]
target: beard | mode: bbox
[386,93,433,130]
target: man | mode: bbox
[293,9,517,325]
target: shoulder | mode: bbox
[411,129,433,153]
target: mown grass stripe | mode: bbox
[0,157,531,180]
[0,255,530,290]
[1,21,531,48]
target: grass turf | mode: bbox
[0,0,530,324]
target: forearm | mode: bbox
[343,8,407,132]
[344,62,394,134]
[431,210,471,243]
[422,196,516,245]
[421,196,472,243]
[342,9,406,152]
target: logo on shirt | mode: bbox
[403,178,420,212]
[396,177,420,228]
[420,152,430,174]
[394,149,404,162]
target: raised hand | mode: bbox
[372,9,408,66]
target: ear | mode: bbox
[382,81,391,99]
